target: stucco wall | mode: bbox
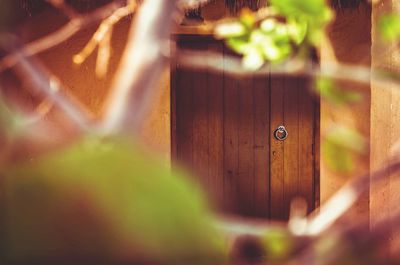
[11,3,377,220]
[320,4,371,221]
[16,11,171,160]
[371,0,400,255]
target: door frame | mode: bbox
[170,34,321,212]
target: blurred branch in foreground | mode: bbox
[100,0,178,133]
[0,0,127,72]
[176,49,400,92]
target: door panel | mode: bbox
[172,36,317,220]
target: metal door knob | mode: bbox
[274,125,288,141]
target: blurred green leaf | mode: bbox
[378,13,400,41]
[226,36,250,53]
[260,19,277,33]
[270,0,332,45]
[262,228,293,260]
[239,9,256,29]
[315,77,363,105]
[215,0,332,70]
[322,126,365,173]
[243,45,264,70]
[0,95,26,139]
[0,137,225,263]
[287,18,308,45]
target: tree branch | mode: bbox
[305,156,400,235]
[45,0,79,19]
[177,49,400,92]
[0,0,128,73]
[9,49,94,131]
[100,0,178,133]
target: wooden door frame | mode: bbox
[170,34,321,211]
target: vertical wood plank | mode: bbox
[253,74,270,218]
[270,75,285,220]
[207,41,224,209]
[314,91,321,210]
[223,47,239,213]
[298,77,315,213]
[175,40,194,170]
[170,51,177,162]
[174,37,318,220]
[192,41,209,186]
[237,76,255,215]
[282,76,300,220]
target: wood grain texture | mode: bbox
[283,77,300,220]
[172,36,317,219]
[223,49,240,213]
[207,42,224,209]
[237,76,255,215]
[270,75,285,220]
[192,41,209,185]
[298,77,315,213]
[175,42,194,169]
[253,74,270,217]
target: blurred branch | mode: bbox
[214,155,400,242]
[9,49,94,131]
[178,0,212,8]
[177,49,400,91]
[101,0,178,134]
[73,2,137,77]
[305,156,400,235]
[0,0,128,73]
[45,0,79,19]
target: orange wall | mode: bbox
[371,0,400,255]
[320,4,371,221]
[17,11,171,159]
[14,3,379,222]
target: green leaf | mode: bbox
[262,228,293,260]
[239,9,256,29]
[322,125,365,172]
[243,45,264,70]
[0,95,26,139]
[0,137,225,262]
[226,36,250,54]
[287,18,308,45]
[260,19,277,33]
[270,0,333,45]
[250,29,291,62]
[314,77,363,105]
[378,13,400,41]
[271,0,331,18]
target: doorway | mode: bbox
[171,35,319,220]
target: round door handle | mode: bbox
[274,125,288,141]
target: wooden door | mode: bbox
[171,35,319,220]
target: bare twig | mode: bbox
[305,156,400,235]
[45,0,79,19]
[212,155,400,241]
[101,0,178,133]
[73,2,137,73]
[0,0,127,72]
[177,49,400,92]
[178,0,212,9]
[10,50,94,131]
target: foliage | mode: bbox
[215,0,332,70]
[1,0,400,264]
[314,77,362,106]
[0,94,26,140]
[0,137,225,263]
[322,125,365,173]
[378,13,400,42]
